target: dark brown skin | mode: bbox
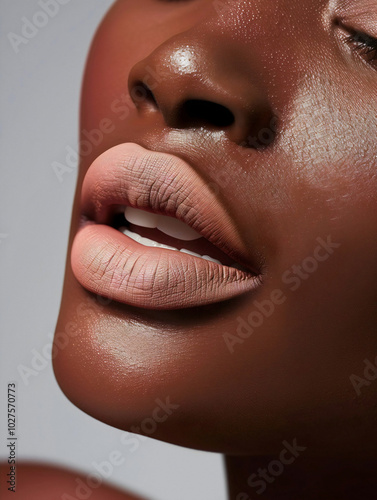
[53,0,377,498]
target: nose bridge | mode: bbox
[128,0,275,146]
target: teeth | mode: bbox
[121,229,224,265]
[156,215,201,241]
[124,207,159,229]
[122,228,177,250]
[120,208,245,270]
[124,207,201,241]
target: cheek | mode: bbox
[282,69,377,190]
[274,69,377,295]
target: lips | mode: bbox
[71,142,261,309]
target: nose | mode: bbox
[128,33,275,147]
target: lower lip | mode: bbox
[71,222,261,310]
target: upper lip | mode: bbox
[80,142,260,275]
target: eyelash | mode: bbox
[344,29,377,67]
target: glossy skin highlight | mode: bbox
[53,0,377,497]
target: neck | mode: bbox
[225,453,377,500]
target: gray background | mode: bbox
[0,1,226,498]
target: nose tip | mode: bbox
[128,41,275,147]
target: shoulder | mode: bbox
[0,462,145,500]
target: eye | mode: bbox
[342,26,377,69]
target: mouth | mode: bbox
[109,205,245,267]
[71,142,262,310]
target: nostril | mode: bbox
[179,100,235,128]
[130,81,159,110]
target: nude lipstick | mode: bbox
[71,143,261,309]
